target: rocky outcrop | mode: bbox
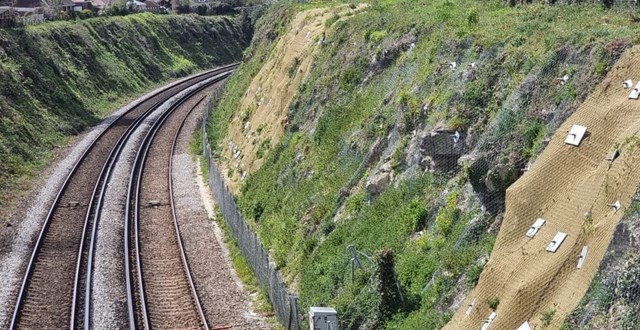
[366,160,392,195]
[366,125,466,196]
[406,126,466,172]
[461,152,521,214]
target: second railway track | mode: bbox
[126,85,212,330]
[9,64,236,329]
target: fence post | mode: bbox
[288,295,300,330]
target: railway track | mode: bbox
[9,64,237,329]
[125,78,216,329]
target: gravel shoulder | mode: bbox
[173,96,269,329]
[91,75,229,329]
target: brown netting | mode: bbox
[446,46,640,329]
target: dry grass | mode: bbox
[219,5,366,193]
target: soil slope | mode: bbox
[220,5,364,192]
[446,46,640,329]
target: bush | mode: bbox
[487,297,499,310]
[466,263,483,288]
[617,257,640,303]
[467,9,478,26]
[324,14,339,27]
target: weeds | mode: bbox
[541,308,556,328]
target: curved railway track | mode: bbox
[9,64,237,329]
[125,78,216,329]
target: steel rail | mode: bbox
[125,70,233,329]
[169,94,210,329]
[81,63,238,330]
[8,63,237,330]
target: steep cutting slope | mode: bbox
[206,1,640,328]
[220,5,364,192]
[446,46,640,329]
[0,13,248,224]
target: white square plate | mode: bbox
[526,218,545,238]
[565,124,587,146]
[629,81,640,99]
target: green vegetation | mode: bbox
[564,191,640,328]
[207,4,297,157]
[541,308,556,328]
[212,207,285,329]
[0,13,248,223]
[213,209,272,312]
[487,297,500,310]
[208,0,640,328]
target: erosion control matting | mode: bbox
[446,46,640,329]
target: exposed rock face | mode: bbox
[461,153,521,214]
[425,129,466,170]
[367,126,466,196]
[374,32,418,68]
[485,163,519,193]
[420,156,435,172]
[366,162,392,195]
[407,127,465,172]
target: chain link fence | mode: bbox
[201,90,301,330]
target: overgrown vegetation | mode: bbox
[0,13,248,223]
[541,308,556,328]
[208,0,640,328]
[564,192,640,329]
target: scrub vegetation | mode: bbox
[0,13,249,223]
[208,0,640,328]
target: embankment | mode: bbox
[446,45,640,330]
[207,1,640,328]
[0,13,248,223]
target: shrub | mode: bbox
[467,9,479,26]
[368,30,387,43]
[617,257,640,303]
[324,14,339,27]
[487,297,499,310]
[466,263,483,288]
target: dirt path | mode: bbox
[445,46,640,329]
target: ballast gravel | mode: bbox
[91,75,229,329]
[0,70,228,328]
[0,73,202,328]
[172,103,268,329]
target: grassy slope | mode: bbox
[0,13,247,222]
[209,1,640,328]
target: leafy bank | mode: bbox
[0,13,249,222]
[208,1,640,329]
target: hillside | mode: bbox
[206,1,640,329]
[446,45,640,329]
[0,13,249,224]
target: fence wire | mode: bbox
[202,90,301,330]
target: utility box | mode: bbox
[309,307,338,330]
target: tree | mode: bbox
[373,248,404,322]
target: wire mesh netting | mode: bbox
[198,37,640,330]
[444,45,640,329]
